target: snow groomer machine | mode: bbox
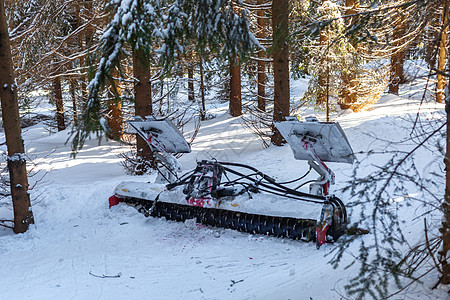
[110,116,355,248]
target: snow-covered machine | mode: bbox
[110,116,355,247]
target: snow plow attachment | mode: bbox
[111,116,354,247]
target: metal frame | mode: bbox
[127,116,191,183]
[274,117,354,196]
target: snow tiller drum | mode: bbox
[110,116,355,248]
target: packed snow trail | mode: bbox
[0,93,447,299]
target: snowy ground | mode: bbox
[0,84,448,299]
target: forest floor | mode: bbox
[0,78,448,299]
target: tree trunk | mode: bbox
[0,0,34,233]
[389,24,406,95]
[440,0,450,286]
[389,52,405,95]
[69,78,78,126]
[271,0,290,146]
[84,0,94,48]
[199,56,206,120]
[133,47,154,173]
[133,48,152,117]
[339,0,359,109]
[188,63,194,102]
[436,0,448,103]
[53,77,66,131]
[257,0,266,111]
[229,56,242,117]
[107,69,123,139]
[443,90,450,285]
[75,2,88,105]
[317,26,328,105]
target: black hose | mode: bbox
[167,160,335,206]
[222,166,326,204]
[276,165,312,185]
[293,179,317,191]
[255,186,328,204]
[220,163,326,200]
[218,161,326,200]
[165,169,196,190]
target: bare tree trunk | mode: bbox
[257,0,266,111]
[229,56,242,117]
[84,0,94,48]
[339,0,359,109]
[133,47,153,173]
[317,27,328,105]
[69,78,78,126]
[425,9,441,70]
[389,52,405,95]
[188,63,194,102]
[53,77,66,131]
[389,24,406,95]
[75,1,88,105]
[443,90,450,285]
[318,0,329,106]
[436,0,448,103]
[271,0,290,146]
[440,0,450,285]
[133,48,152,117]
[107,69,123,139]
[199,56,206,120]
[0,0,34,233]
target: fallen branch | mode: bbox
[89,271,122,279]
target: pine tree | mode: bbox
[436,0,448,103]
[440,0,449,285]
[229,56,242,116]
[133,47,154,173]
[53,77,66,131]
[271,0,289,146]
[0,0,34,233]
[72,0,259,152]
[256,0,266,112]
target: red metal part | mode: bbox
[315,221,330,247]
[109,195,123,208]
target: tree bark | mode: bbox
[107,68,123,139]
[443,90,450,285]
[199,56,206,120]
[229,56,242,117]
[75,1,88,105]
[69,78,78,126]
[133,47,153,173]
[188,63,194,102]
[441,0,450,285]
[317,28,328,105]
[257,0,266,111]
[339,0,359,109]
[436,0,448,103]
[389,52,405,95]
[0,0,34,233]
[53,77,66,131]
[389,24,406,95]
[84,0,94,48]
[271,0,290,146]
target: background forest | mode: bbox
[0,0,449,299]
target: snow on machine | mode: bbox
[109,116,355,247]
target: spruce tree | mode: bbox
[0,0,34,233]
